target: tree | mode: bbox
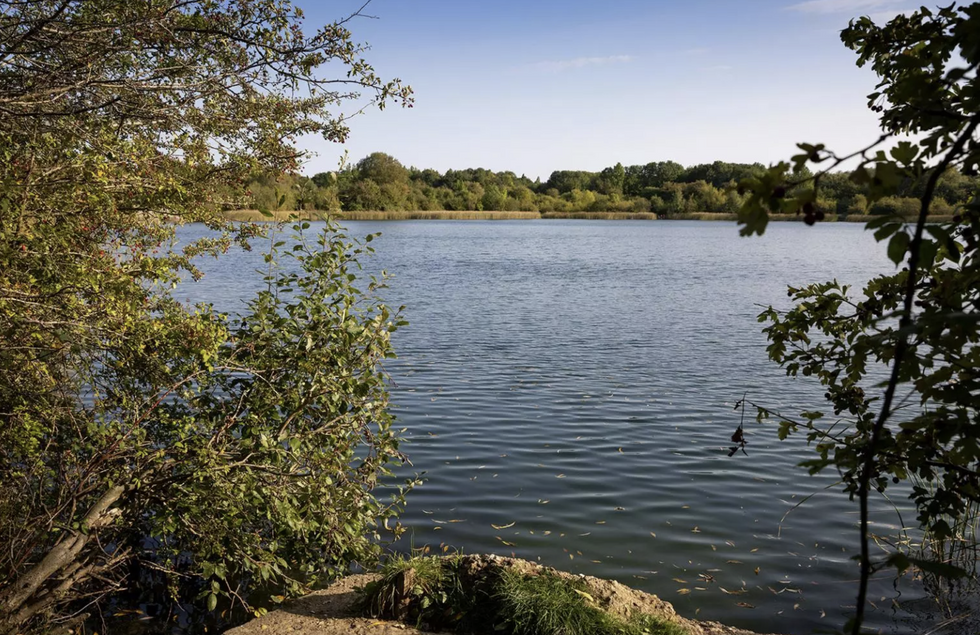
[596,162,626,196]
[481,183,507,211]
[734,5,980,633]
[356,152,410,186]
[0,1,413,632]
[640,161,685,189]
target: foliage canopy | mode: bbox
[0,1,413,632]
[735,4,980,632]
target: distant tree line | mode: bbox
[241,152,978,217]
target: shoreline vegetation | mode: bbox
[236,151,978,222]
[220,208,954,223]
[227,554,777,635]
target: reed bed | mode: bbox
[335,210,540,220]
[221,209,957,224]
[221,209,325,222]
[540,211,659,220]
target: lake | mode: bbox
[176,219,937,635]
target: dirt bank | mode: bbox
[226,554,786,635]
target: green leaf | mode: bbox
[887,231,910,264]
[907,557,967,580]
[873,223,901,241]
[890,141,918,165]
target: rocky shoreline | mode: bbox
[227,554,786,635]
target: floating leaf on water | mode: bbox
[649,532,657,538]
[691,526,700,533]
[556,474,566,478]
[695,587,707,591]
[754,567,760,575]
[614,506,626,511]
[750,548,759,553]
[618,447,624,453]
[579,532,590,536]
[725,540,736,547]
[720,587,747,595]
[676,588,691,595]
[726,560,742,564]
[538,499,550,504]
[596,520,606,525]
[492,522,516,530]
[710,545,717,551]
[736,602,755,609]
[672,578,687,584]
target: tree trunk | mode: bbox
[0,485,126,635]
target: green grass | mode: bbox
[494,568,686,635]
[493,568,615,635]
[356,552,451,624]
[357,554,688,635]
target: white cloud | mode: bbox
[531,55,633,72]
[866,7,916,22]
[786,0,902,14]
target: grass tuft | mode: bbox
[493,568,612,635]
[358,554,689,635]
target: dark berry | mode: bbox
[802,202,815,215]
[804,213,816,226]
[773,186,786,199]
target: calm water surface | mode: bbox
[177,220,940,635]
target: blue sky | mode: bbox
[295,0,916,180]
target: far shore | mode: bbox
[221,209,946,223]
